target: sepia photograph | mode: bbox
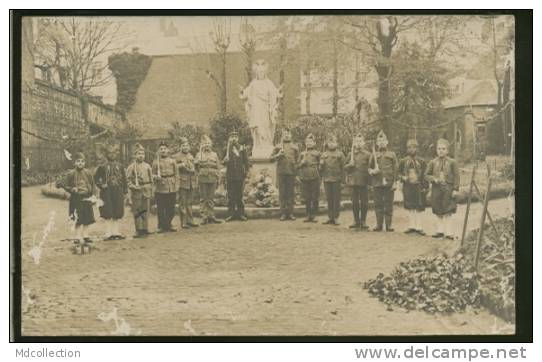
[11,10,529,339]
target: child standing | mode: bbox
[320,134,345,226]
[223,130,250,222]
[425,138,460,239]
[175,137,199,229]
[369,131,398,232]
[195,135,222,225]
[297,133,321,222]
[94,145,127,240]
[345,134,371,230]
[126,144,153,238]
[152,141,179,233]
[399,139,427,235]
[56,152,95,242]
[270,128,299,221]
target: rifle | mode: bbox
[155,149,161,178]
[225,137,231,161]
[350,139,355,164]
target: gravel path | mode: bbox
[19,186,515,336]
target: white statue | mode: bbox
[240,59,283,159]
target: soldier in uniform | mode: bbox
[126,144,153,238]
[270,128,299,221]
[369,131,398,232]
[152,141,178,233]
[345,133,371,230]
[195,135,223,225]
[398,139,427,235]
[320,134,345,226]
[94,144,128,240]
[56,152,96,242]
[297,133,321,222]
[223,130,250,222]
[175,137,199,229]
[425,138,460,239]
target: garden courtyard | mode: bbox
[20,186,515,336]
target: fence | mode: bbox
[21,80,123,172]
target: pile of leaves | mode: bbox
[461,217,515,322]
[364,253,480,314]
[246,170,279,208]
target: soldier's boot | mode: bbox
[373,213,384,231]
[385,215,394,232]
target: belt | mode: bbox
[139,181,152,185]
[161,174,175,178]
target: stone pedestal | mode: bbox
[249,157,276,181]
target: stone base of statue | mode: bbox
[249,156,276,181]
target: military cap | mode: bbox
[178,137,189,145]
[158,140,169,148]
[201,134,212,144]
[376,130,388,142]
[73,152,86,161]
[437,138,450,148]
[132,143,145,155]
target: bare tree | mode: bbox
[342,16,421,136]
[207,17,232,115]
[33,17,124,93]
[239,17,257,87]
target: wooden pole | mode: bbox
[474,176,493,270]
[461,165,477,247]
[472,181,500,239]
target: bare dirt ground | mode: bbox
[19,186,515,336]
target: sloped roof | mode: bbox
[127,50,301,139]
[444,79,498,109]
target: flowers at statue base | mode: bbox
[246,169,279,208]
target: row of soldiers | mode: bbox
[271,128,460,238]
[56,128,460,242]
[56,131,250,241]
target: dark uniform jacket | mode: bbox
[345,149,371,186]
[297,149,321,181]
[94,161,127,193]
[152,157,178,193]
[425,156,460,190]
[398,156,427,188]
[320,149,345,183]
[57,168,95,197]
[196,150,220,184]
[174,152,196,190]
[369,149,398,187]
[270,142,299,176]
[224,144,250,181]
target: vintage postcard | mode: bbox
[11,11,528,339]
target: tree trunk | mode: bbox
[220,51,227,115]
[332,39,339,116]
[278,36,287,121]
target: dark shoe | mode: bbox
[404,228,417,234]
[332,220,340,226]
[168,228,177,232]
[432,232,445,238]
[200,218,208,225]
[373,227,383,232]
[112,235,126,240]
[360,224,369,230]
[239,215,248,221]
[322,219,334,225]
[445,235,455,240]
[83,237,93,243]
[386,228,394,232]
[309,217,318,223]
[280,215,287,221]
[416,230,426,236]
[225,216,235,222]
[349,223,361,229]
